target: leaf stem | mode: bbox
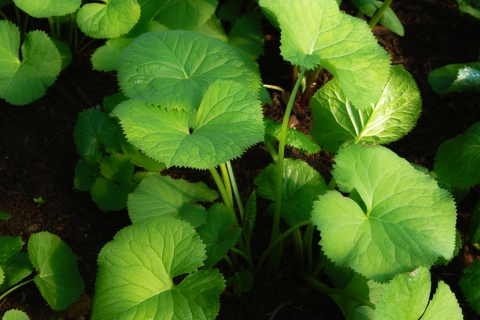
[299,66,323,108]
[264,136,278,162]
[368,0,393,28]
[312,255,327,278]
[263,84,285,93]
[299,272,376,309]
[226,161,244,219]
[209,167,237,226]
[0,10,8,21]
[223,254,236,273]
[220,163,233,206]
[0,279,34,301]
[292,229,304,271]
[230,247,253,270]
[271,67,307,245]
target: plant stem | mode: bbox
[292,229,304,271]
[263,84,285,93]
[48,17,56,39]
[255,219,311,275]
[302,223,315,272]
[312,255,327,278]
[209,167,237,226]
[264,136,278,162]
[220,163,233,206]
[230,247,253,270]
[0,10,8,21]
[299,65,323,108]
[368,0,393,28]
[271,67,306,245]
[299,272,376,309]
[0,279,34,301]
[327,177,337,190]
[226,161,244,219]
[223,254,236,273]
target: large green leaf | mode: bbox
[91,215,225,319]
[434,121,480,188]
[350,0,404,36]
[13,0,81,17]
[197,203,242,269]
[258,0,390,109]
[428,62,480,94]
[113,80,264,169]
[311,145,457,282]
[458,258,480,314]
[76,0,141,39]
[311,65,421,152]
[0,20,61,106]
[154,0,218,30]
[28,232,85,311]
[255,158,327,226]
[118,30,260,112]
[127,175,218,227]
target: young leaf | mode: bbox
[434,121,480,188]
[264,118,321,154]
[350,0,404,36]
[91,215,225,319]
[13,0,81,17]
[2,310,30,320]
[119,134,166,172]
[311,145,457,283]
[0,211,10,220]
[128,175,218,227]
[0,21,61,105]
[197,203,242,269]
[255,158,327,226]
[76,0,141,39]
[373,267,431,319]
[118,30,261,112]
[73,158,99,192]
[153,0,218,30]
[258,0,390,109]
[421,281,463,319]
[311,65,421,152]
[0,252,33,292]
[28,232,85,311]
[91,38,134,72]
[114,80,264,169]
[458,258,480,314]
[428,62,480,94]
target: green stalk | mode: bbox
[312,255,327,278]
[230,247,253,270]
[0,279,34,301]
[209,167,237,225]
[292,229,304,271]
[299,65,323,108]
[0,10,8,20]
[68,13,75,48]
[299,272,376,309]
[271,67,306,244]
[226,161,244,219]
[47,17,56,39]
[223,254,236,273]
[263,84,285,93]
[264,136,278,162]
[220,163,233,205]
[368,0,393,28]
[302,223,315,272]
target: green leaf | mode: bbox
[421,281,463,320]
[2,310,30,320]
[197,203,242,269]
[469,200,480,243]
[0,21,61,105]
[255,158,327,226]
[102,92,129,114]
[434,121,480,188]
[76,0,141,39]
[119,133,166,172]
[74,158,99,192]
[0,236,23,264]
[91,215,225,319]
[0,252,33,292]
[373,267,430,319]
[91,38,134,72]
[91,154,135,212]
[118,30,261,112]
[128,175,218,227]
[457,0,480,21]
[114,80,264,169]
[13,0,81,17]
[28,232,85,311]
[217,0,241,24]
[51,39,72,70]
[459,258,480,314]
[153,0,218,30]
[233,269,254,294]
[0,211,11,220]
[195,14,228,42]
[73,109,121,163]
[0,266,4,285]
[428,62,480,94]
[242,190,257,240]
[311,145,457,282]
[258,0,390,109]
[311,65,421,152]
[228,12,264,60]
[264,118,321,154]
[350,0,404,36]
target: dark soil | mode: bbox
[1,1,480,319]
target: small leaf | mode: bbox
[0,236,23,264]
[28,232,85,311]
[234,269,254,293]
[128,175,218,227]
[0,252,33,292]
[428,62,480,94]
[228,12,264,60]
[311,145,457,282]
[2,310,30,320]
[264,118,321,154]
[459,258,480,314]
[350,0,404,36]
[13,0,81,17]
[153,0,218,30]
[421,281,463,319]
[197,203,242,269]
[114,80,264,169]
[91,215,225,319]
[119,133,166,172]
[311,65,421,152]
[118,30,261,112]
[76,0,141,39]
[434,121,480,188]
[0,21,61,105]
[255,158,327,226]
[258,0,390,109]
[73,158,99,192]
[0,211,11,220]
[51,39,72,69]
[91,38,134,72]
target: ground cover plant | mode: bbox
[1,0,480,319]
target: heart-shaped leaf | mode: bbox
[311,145,457,282]
[13,0,81,17]
[91,215,225,319]
[28,232,85,310]
[76,0,141,39]
[118,30,260,112]
[258,0,390,109]
[128,175,218,227]
[0,20,61,105]
[311,65,421,152]
[113,80,264,169]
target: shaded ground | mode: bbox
[1,1,480,319]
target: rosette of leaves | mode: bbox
[428,61,480,94]
[310,64,421,152]
[311,145,457,283]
